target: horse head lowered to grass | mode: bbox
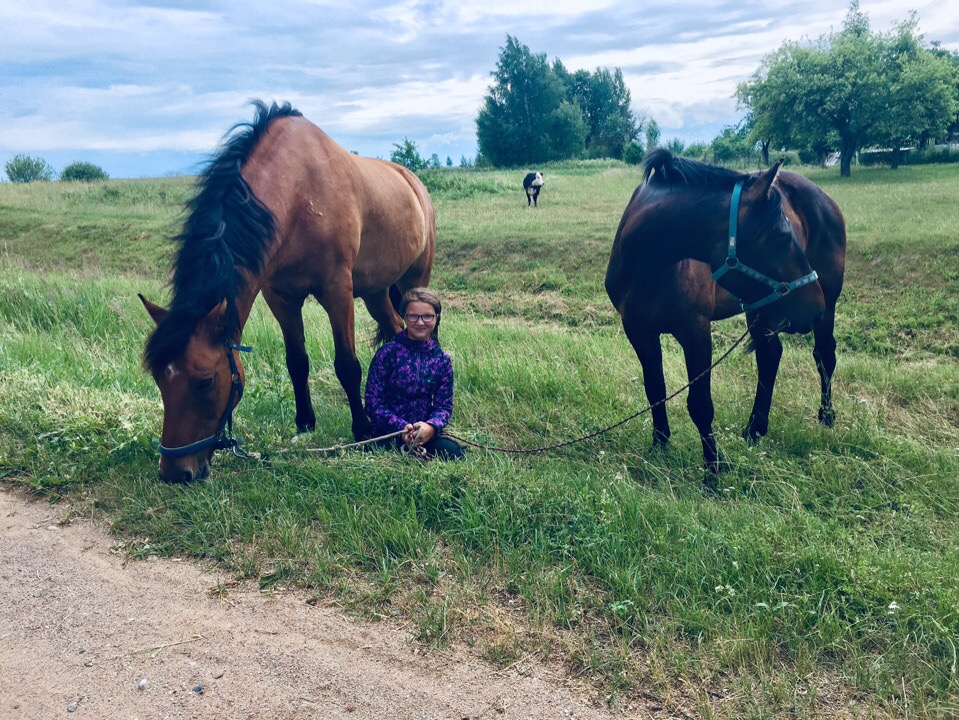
[141,101,435,483]
[606,149,846,478]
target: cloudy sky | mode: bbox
[3,0,957,178]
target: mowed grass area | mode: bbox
[1,161,957,719]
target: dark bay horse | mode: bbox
[606,149,846,475]
[140,101,435,483]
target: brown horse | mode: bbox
[140,101,435,483]
[606,149,846,476]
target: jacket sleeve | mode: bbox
[426,354,454,431]
[365,345,410,432]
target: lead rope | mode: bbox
[442,323,753,454]
[301,429,428,457]
[299,323,754,457]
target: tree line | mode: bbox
[470,3,958,175]
[737,1,959,176]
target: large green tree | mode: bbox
[477,36,640,166]
[930,42,959,139]
[737,2,958,176]
[874,19,959,167]
[559,65,639,159]
[476,36,574,166]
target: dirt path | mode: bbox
[0,489,631,720]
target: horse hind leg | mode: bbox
[622,318,671,448]
[262,288,317,433]
[744,323,784,443]
[813,306,838,426]
[676,323,721,477]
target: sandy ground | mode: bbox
[0,489,637,720]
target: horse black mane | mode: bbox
[642,148,746,188]
[642,148,785,233]
[144,100,302,372]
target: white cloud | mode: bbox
[2,0,957,175]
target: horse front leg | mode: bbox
[744,323,783,443]
[263,289,317,433]
[813,307,838,427]
[322,284,373,441]
[624,322,670,448]
[677,324,721,477]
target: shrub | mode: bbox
[5,154,55,183]
[622,141,645,165]
[390,138,428,171]
[859,146,959,166]
[60,161,109,182]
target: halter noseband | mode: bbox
[158,340,253,460]
[711,179,819,313]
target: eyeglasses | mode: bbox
[404,313,437,324]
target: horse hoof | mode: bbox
[742,427,766,445]
[651,431,670,449]
[818,408,836,427]
[353,423,374,442]
[703,471,721,493]
[296,421,316,434]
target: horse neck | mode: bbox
[230,269,264,336]
[645,188,729,269]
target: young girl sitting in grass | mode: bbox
[364,288,465,460]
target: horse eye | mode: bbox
[196,377,215,392]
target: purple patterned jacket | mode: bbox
[364,329,454,435]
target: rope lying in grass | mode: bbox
[302,429,405,454]
[442,323,755,455]
[293,322,755,457]
[301,429,426,457]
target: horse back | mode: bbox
[240,115,435,295]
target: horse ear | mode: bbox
[139,294,168,326]
[753,159,784,199]
[196,298,229,340]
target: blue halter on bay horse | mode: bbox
[606,149,846,476]
[140,101,436,483]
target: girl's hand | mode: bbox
[401,424,416,445]
[408,422,435,447]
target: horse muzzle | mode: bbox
[158,453,212,484]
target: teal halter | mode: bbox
[711,180,819,312]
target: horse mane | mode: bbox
[642,148,745,188]
[642,148,785,234]
[144,100,301,372]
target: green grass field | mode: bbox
[1,161,957,719]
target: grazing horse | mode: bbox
[606,149,845,475]
[140,101,435,483]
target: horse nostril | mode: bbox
[199,464,210,480]
[179,469,195,484]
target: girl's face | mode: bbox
[403,300,439,341]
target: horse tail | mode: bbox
[370,284,404,348]
[388,284,403,313]
[145,100,301,373]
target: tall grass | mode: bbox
[1,163,957,718]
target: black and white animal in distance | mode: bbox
[523,171,544,207]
